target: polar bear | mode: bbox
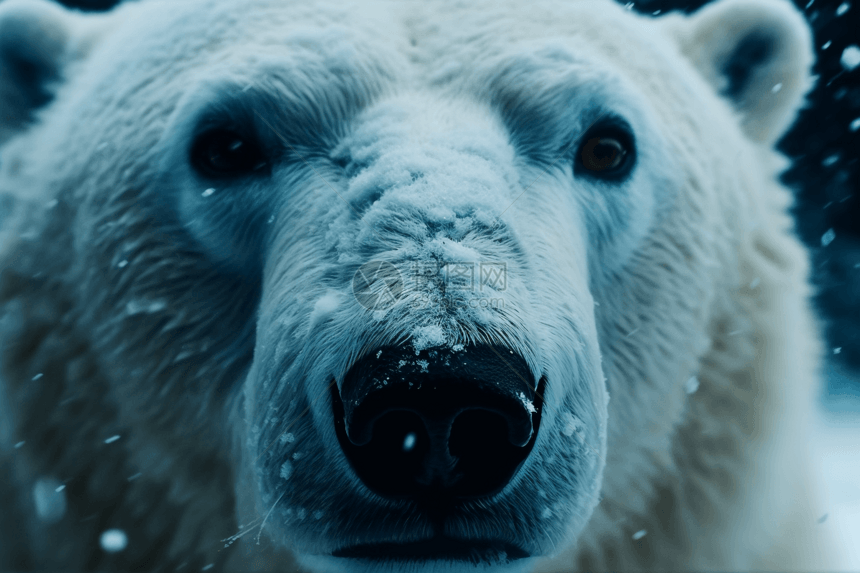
[0,0,845,571]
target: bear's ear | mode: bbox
[0,0,105,144]
[666,0,815,144]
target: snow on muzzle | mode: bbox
[331,345,544,501]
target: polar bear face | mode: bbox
[0,0,812,570]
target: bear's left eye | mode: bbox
[190,129,267,177]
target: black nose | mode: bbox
[331,345,543,500]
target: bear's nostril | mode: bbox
[331,345,544,500]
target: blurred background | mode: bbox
[20,0,860,566]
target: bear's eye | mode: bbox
[190,129,267,177]
[576,126,635,179]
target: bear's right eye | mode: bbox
[190,129,267,178]
[575,124,636,180]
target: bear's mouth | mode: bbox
[331,536,530,563]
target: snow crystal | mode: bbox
[292,451,303,460]
[279,432,296,445]
[541,507,553,519]
[31,373,43,381]
[309,291,341,329]
[685,376,700,394]
[834,347,842,355]
[280,461,293,480]
[313,510,324,520]
[417,359,429,373]
[805,0,814,7]
[201,188,216,197]
[33,478,66,523]
[104,435,121,444]
[376,350,382,359]
[412,325,446,353]
[202,565,214,571]
[836,1,850,15]
[652,9,661,14]
[403,432,417,452]
[267,214,275,224]
[297,508,307,520]
[518,392,537,414]
[55,484,65,493]
[841,45,860,71]
[771,83,782,93]
[821,228,836,247]
[14,441,25,449]
[823,40,832,49]
[624,2,634,9]
[46,199,58,209]
[850,118,860,132]
[561,412,584,442]
[632,529,647,540]
[100,529,128,553]
[823,154,840,167]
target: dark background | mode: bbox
[55,0,860,384]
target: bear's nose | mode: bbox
[331,345,542,500]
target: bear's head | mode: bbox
[0,0,813,571]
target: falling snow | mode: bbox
[823,154,840,167]
[850,118,860,132]
[836,2,850,15]
[279,432,296,445]
[125,299,167,315]
[201,188,216,197]
[632,529,647,540]
[104,435,121,444]
[100,529,128,553]
[685,376,700,394]
[823,40,832,49]
[822,228,836,247]
[841,45,860,70]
